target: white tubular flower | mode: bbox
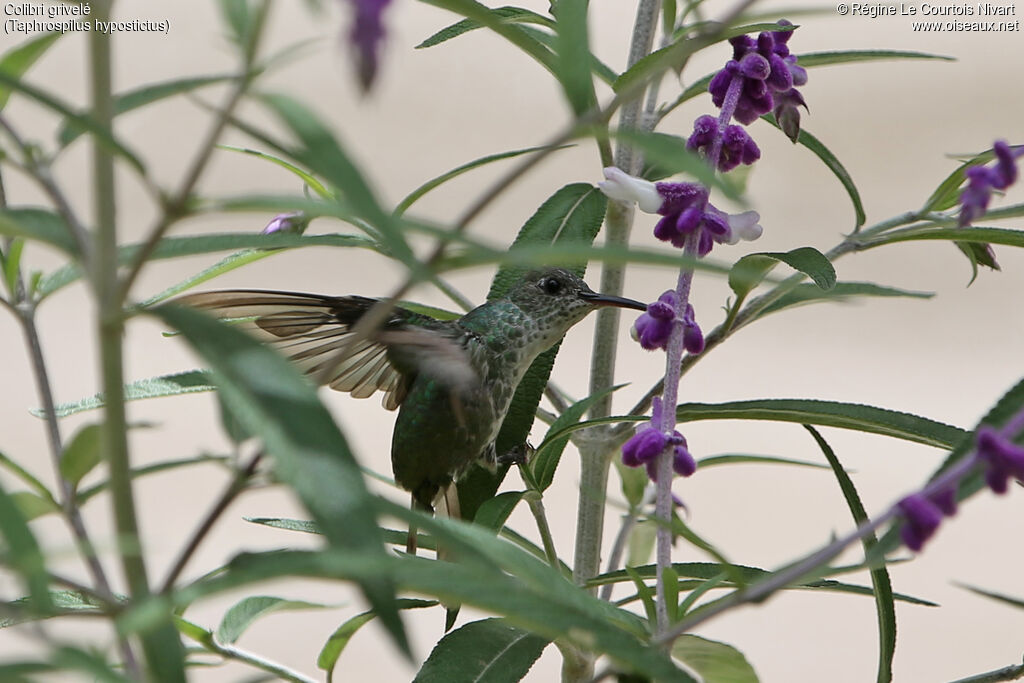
[598,167,664,214]
[725,210,763,244]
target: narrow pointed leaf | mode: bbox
[729,247,835,299]
[318,599,438,674]
[0,479,52,613]
[0,208,78,254]
[36,370,216,418]
[416,6,554,49]
[59,424,103,488]
[806,426,895,683]
[956,583,1024,610]
[554,0,596,115]
[760,282,933,316]
[152,303,407,655]
[532,385,621,491]
[473,491,525,530]
[0,32,62,111]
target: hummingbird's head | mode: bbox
[507,267,647,344]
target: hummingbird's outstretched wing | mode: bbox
[176,290,475,410]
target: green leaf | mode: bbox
[418,0,556,74]
[805,426,895,683]
[10,491,59,521]
[861,226,1024,250]
[319,599,437,676]
[245,516,321,535]
[695,453,832,471]
[0,208,78,254]
[921,150,992,213]
[77,455,230,507]
[956,583,1024,610]
[152,303,407,655]
[0,71,144,173]
[0,590,105,629]
[37,370,216,418]
[458,183,607,520]
[729,247,836,300]
[554,0,596,115]
[1,237,24,296]
[416,6,554,49]
[0,478,52,613]
[532,385,622,491]
[57,75,235,147]
[764,115,865,229]
[0,32,62,112]
[473,491,525,531]
[218,0,253,47]
[414,618,550,683]
[625,566,657,624]
[796,49,953,68]
[0,450,56,503]
[760,282,934,316]
[217,144,332,199]
[215,595,333,644]
[59,424,103,488]
[395,144,571,216]
[672,635,759,683]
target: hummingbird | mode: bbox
[179,267,646,512]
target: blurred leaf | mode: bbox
[0,71,144,172]
[760,282,933,316]
[764,115,865,229]
[416,6,553,48]
[554,0,595,115]
[37,370,215,418]
[861,226,1024,250]
[615,457,649,508]
[532,385,622,491]
[1,237,24,296]
[458,183,607,520]
[218,0,252,47]
[625,566,657,624]
[396,144,570,216]
[152,303,407,654]
[319,599,437,677]
[418,0,556,73]
[805,426,895,683]
[612,129,735,198]
[956,583,1024,610]
[415,618,549,682]
[10,490,59,521]
[0,478,52,613]
[672,635,759,683]
[77,455,230,506]
[626,519,656,568]
[217,145,331,198]
[0,32,62,112]
[0,208,78,254]
[729,247,835,300]
[0,590,104,629]
[58,75,235,147]
[0,449,55,503]
[59,424,103,488]
[796,49,953,68]
[215,595,333,644]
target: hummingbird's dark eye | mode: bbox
[540,277,563,295]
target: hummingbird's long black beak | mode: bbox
[579,290,648,311]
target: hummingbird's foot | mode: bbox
[497,442,536,467]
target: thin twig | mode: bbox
[160,452,263,594]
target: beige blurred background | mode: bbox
[1,0,1023,680]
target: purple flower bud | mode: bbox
[959,141,1023,226]
[675,206,704,235]
[774,20,796,45]
[632,291,679,351]
[686,115,719,151]
[977,426,1024,494]
[739,53,771,80]
[897,493,943,551]
[993,140,1019,188]
[928,485,958,517]
[347,0,394,91]
[673,443,697,477]
[720,125,761,172]
[766,53,794,91]
[774,89,807,144]
[262,211,310,235]
[654,181,707,216]
[622,425,668,467]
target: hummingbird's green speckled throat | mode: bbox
[179,267,646,511]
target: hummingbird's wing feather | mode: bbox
[176,289,475,410]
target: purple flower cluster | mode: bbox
[651,181,762,257]
[621,398,697,480]
[977,426,1024,494]
[632,290,704,353]
[897,415,1024,552]
[686,115,761,172]
[709,21,807,127]
[959,141,1024,227]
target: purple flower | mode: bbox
[622,425,667,466]
[346,0,394,91]
[977,426,1024,494]
[897,493,943,552]
[261,211,310,236]
[710,22,804,126]
[632,290,678,351]
[671,433,697,477]
[959,141,1024,227]
[687,116,761,172]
